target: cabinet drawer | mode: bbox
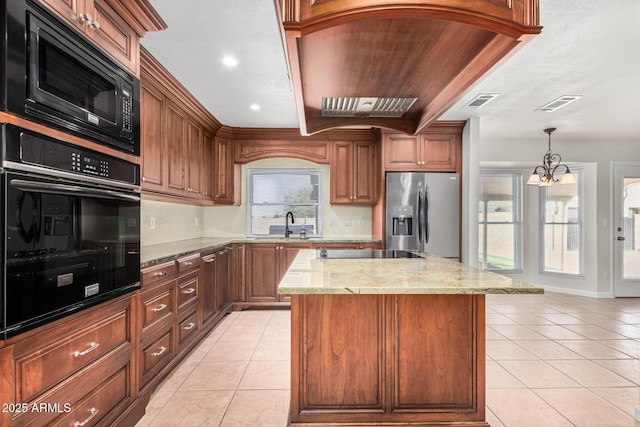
[15,309,129,403]
[49,366,128,427]
[141,260,176,288]
[9,343,131,427]
[177,253,200,275]
[178,310,198,345]
[177,271,199,312]
[140,281,175,334]
[140,328,174,388]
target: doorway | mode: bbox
[613,165,640,297]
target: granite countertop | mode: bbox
[278,249,543,295]
[140,237,381,268]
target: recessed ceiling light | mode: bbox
[222,56,238,67]
[250,104,261,110]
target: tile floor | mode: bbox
[136,292,640,427]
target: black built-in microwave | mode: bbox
[1,0,140,155]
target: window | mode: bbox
[540,168,583,276]
[478,171,522,272]
[247,169,321,237]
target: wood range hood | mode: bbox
[279,0,542,136]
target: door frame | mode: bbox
[612,163,640,297]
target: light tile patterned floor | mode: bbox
[136,292,640,427]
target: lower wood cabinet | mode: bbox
[0,240,381,426]
[245,243,313,304]
[244,241,381,304]
[0,294,135,427]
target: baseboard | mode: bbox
[540,284,614,298]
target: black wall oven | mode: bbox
[1,0,140,155]
[1,124,141,338]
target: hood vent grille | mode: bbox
[322,97,359,116]
[321,97,417,118]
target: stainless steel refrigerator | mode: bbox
[385,172,460,259]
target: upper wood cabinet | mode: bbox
[330,140,377,205]
[165,101,187,196]
[213,135,236,205]
[140,48,227,205]
[40,0,147,74]
[383,122,464,172]
[139,79,166,192]
[186,119,204,199]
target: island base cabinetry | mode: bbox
[289,294,488,427]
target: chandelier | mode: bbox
[526,127,576,186]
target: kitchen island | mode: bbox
[278,249,543,427]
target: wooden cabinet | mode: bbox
[200,245,232,327]
[202,131,215,202]
[384,131,459,172]
[213,135,236,204]
[200,250,217,325]
[214,246,231,311]
[0,294,135,427]
[186,119,204,198]
[245,243,312,303]
[331,140,377,205]
[289,294,486,426]
[40,0,140,74]
[165,101,187,196]
[140,50,235,205]
[140,79,166,192]
[139,263,177,390]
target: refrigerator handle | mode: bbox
[417,187,422,247]
[425,185,430,244]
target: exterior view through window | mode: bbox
[248,169,321,237]
[540,168,583,276]
[478,171,522,272]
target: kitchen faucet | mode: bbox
[285,211,294,238]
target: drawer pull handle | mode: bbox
[182,288,196,294]
[155,271,167,277]
[151,346,167,357]
[152,303,167,312]
[184,261,195,266]
[202,256,215,263]
[183,322,196,330]
[74,407,98,427]
[74,342,99,358]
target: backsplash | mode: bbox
[141,159,373,246]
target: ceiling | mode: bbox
[141,0,640,143]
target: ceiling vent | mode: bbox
[536,95,582,112]
[321,97,417,118]
[465,93,499,108]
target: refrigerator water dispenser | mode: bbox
[391,206,413,236]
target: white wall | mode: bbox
[141,157,374,245]
[471,134,640,297]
